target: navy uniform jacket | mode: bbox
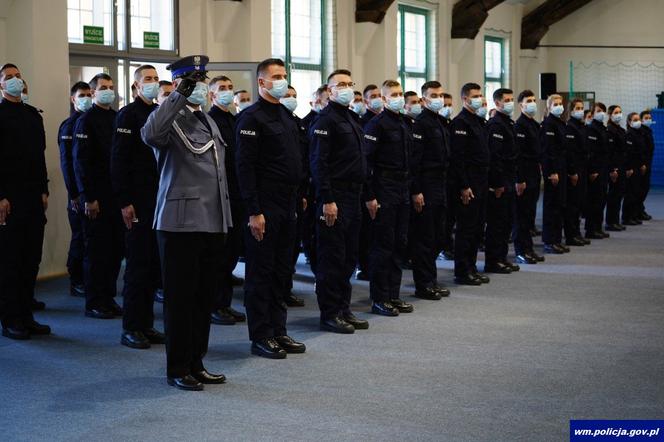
[360,109,380,129]
[486,110,518,191]
[73,104,117,205]
[587,120,609,175]
[607,122,626,172]
[301,110,319,133]
[208,105,240,202]
[111,97,159,210]
[309,100,366,204]
[411,107,449,205]
[0,99,48,217]
[625,127,647,171]
[565,118,587,176]
[141,91,232,233]
[58,111,84,201]
[514,114,542,183]
[641,125,655,167]
[449,107,489,191]
[540,114,567,178]
[291,113,313,201]
[363,108,412,204]
[235,97,303,216]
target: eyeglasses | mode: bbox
[331,82,355,89]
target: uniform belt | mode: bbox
[375,169,408,180]
[331,180,363,192]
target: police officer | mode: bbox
[440,92,456,261]
[409,81,451,299]
[639,110,655,220]
[235,58,306,359]
[364,79,414,316]
[302,84,329,131]
[157,80,174,105]
[623,112,647,225]
[605,105,627,231]
[310,69,370,333]
[450,83,490,285]
[233,90,252,113]
[513,90,545,264]
[351,90,366,116]
[404,91,421,127]
[58,81,92,298]
[141,55,232,391]
[207,75,249,325]
[360,84,383,129]
[0,63,51,339]
[563,98,590,247]
[73,73,125,318]
[485,88,521,273]
[111,64,165,349]
[540,94,569,254]
[584,103,610,239]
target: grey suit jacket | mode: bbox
[141,91,232,233]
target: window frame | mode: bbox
[397,4,430,89]
[484,35,505,91]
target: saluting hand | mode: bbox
[249,214,266,241]
[412,193,425,213]
[365,199,379,220]
[460,188,474,205]
[85,200,100,220]
[122,204,137,230]
[323,202,337,227]
[0,198,11,225]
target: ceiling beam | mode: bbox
[451,0,506,39]
[355,0,396,24]
[521,0,593,49]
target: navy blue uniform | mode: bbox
[235,97,303,341]
[73,104,125,311]
[623,126,647,223]
[292,112,316,274]
[485,110,517,265]
[605,122,626,226]
[584,120,609,235]
[0,100,48,330]
[441,116,456,256]
[410,108,449,290]
[310,101,366,319]
[639,125,655,214]
[450,108,489,277]
[357,108,381,275]
[540,114,567,246]
[363,109,412,302]
[58,111,85,288]
[563,117,588,241]
[111,97,160,331]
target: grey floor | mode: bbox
[2,192,664,442]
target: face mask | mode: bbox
[408,104,422,116]
[351,101,366,116]
[96,89,116,105]
[264,78,288,99]
[594,111,605,122]
[439,106,453,119]
[427,98,443,113]
[279,96,298,113]
[2,77,24,97]
[334,88,354,107]
[21,93,29,104]
[501,102,514,115]
[585,119,593,126]
[386,96,405,113]
[236,101,251,112]
[215,90,234,106]
[523,101,537,116]
[571,110,584,120]
[469,97,482,110]
[369,97,383,112]
[141,82,159,100]
[187,82,208,106]
[630,121,642,130]
[550,105,564,117]
[76,96,93,112]
[611,113,623,123]
[477,106,487,118]
[642,119,653,127]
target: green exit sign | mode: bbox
[83,25,104,45]
[144,31,160,49]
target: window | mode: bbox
[397,5,429,94]
[484,36,505,108]
[130,0,175,51]
[67,0,114,46]
[272,0,334,117]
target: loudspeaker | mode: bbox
[539,73,557,99]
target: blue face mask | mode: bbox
[408,103,422,116]
[523,101,537,116]
[141,82,159,100]
[96,89,116,105]
[477,106,488,118]
[215,89,234,106]
[334,88,354,107]
[469,97,483,110]
[21,93,29,104]
[351,101,366,116]
[386,96,405,113]
[502,102,514,115]
[594,111,605,122]
[2,77,24,97]
[279,96,298,113]
[611,113,623,123]
[369,97,383,112]
[427,98,443,113]
[550,105,564,117]
[585,119,593,126]
[439,106,453,119]
[76,96,93,112]
[187,82,208,106]
[264,78,288,99]
[571,110,584,120]
[630,121,642,130]
[236,101,251,112]
[642,119,654,127]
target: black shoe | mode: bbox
[121,330,151,349]
[341,311,369,329]
[484,262,512,274]
[251,338,287,359]
[531,251,545,262]
[85,308,115,319]
[433,285,451,297]
[167,375,204,391]
[585,231,604,239]
[516,254,537,265]
[284,292,305,307]
[565,237,585,246]
[30,299,46,311]
[192,369,226,384]
[143,328,165,344]
[274,335,306,354]
[355,270,369,281]
[70,283,85,297]
[622,219,638,226]
[109,300,123,316]
[502,261,520,272]
[559,244,571,253]
[454,274,481,286]
[530,228,542,237]
[605,224,622,231]
[640,212,652,221]
[414,287,442,300]
[442,251,454,261]
[617,224,626,231]
[25,319,51,335]
[578,236,591,245]
[211,309,236,326]
[2,325,30,340]
[471,273,490,284]
[400,259,413,270]
[231,274,244,287]
[371,301,399,316]
[154,289,164,303]
[390,298,414,313]
[600,230,610,237]
[544,244,565,254]
[320,317,355,334]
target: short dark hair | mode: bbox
[159,80,173,87]
[327,69,351,83]
[493,88,513,102]
[234,89,248,96]
[568,98,584,112]
[354,90,362,97]
[89,73,113,90]
[288,85,296,91]
[363,84,379,97]
[640,109,652,119]
[404,91,418,100]
[443,93,452,100]
[608,105,621,117]
[209,75,232,89]
[421,81,442,96]
[517,89,535,103]
[133,64,156,81]
[627,112,639,122]
[256,58,285,77]
[0,63,18,79]
[595,101,607,112]
[583,109,592,118]
[70,81,90,96]
[461,82,481,98]
[314,84,328,98]
[382,79,400,89]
